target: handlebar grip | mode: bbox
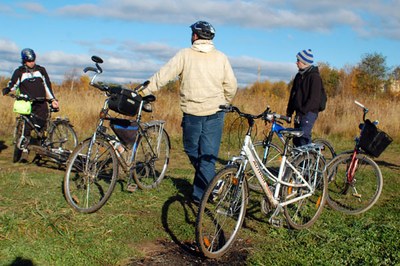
[354,100,365,109]
[219,104,232,112]
[134,80,150,92]
[275,114,291,123]
[92,83,107,91]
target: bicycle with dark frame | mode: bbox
[6,93,78,165]
[63,56,170,213]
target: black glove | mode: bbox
[2,87,10,96]
[286,114,292,124]
[294,115,301,125]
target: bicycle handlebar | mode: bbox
[354,100,369,122]
[83,55,150,94]
[269,113,291,123]
[7,93,46,102]
[219,104,291,123]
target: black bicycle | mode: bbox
[63,55,170,213]
[8,94,78,165]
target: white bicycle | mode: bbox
[195,104,328,258]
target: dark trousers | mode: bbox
[24,102,48,137]
[293,111,318,147]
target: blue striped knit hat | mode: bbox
[296,49,314,65]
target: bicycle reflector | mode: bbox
[13,100,32,115]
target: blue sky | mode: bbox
[0,0,399,87]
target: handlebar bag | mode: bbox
[110,118,139,148]
[108,86,142,117]
[359,119,393,157]
[13,100,32,115]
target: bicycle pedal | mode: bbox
[127,184,138,193]
[352,193,362,198]
[270,217,282,227]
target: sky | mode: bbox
[0,0,399,88]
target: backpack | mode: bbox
[319,84,327,112]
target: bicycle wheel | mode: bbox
[49,122,78,151]
[13,119,24,163]
[64,137,118,213]
[313,138,336,162]
[326,153,383,215]
[247,141,282,192]
[195,165,248,259]
[131,124,170,190]
[283,151,327,229]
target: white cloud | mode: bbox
[18,2,46,13]
[0,38,296,87]
[53,0,400,39]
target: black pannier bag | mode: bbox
[359,119,393,157]
[108,86,142,117]
[110,118,139,148]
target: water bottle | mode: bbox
[111,140,125,153]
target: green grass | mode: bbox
[0,137,399,265]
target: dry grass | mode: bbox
[1,86,398,142]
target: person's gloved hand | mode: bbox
[294,115,301,125]
[2,87,10,96]
[286,114,292,124]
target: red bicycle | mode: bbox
[326,100,392,214]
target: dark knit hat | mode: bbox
[296,49,314,64]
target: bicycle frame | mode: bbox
[14,105,71,147]
[229,119,324,223]
[85,92,166,174]
[259,116,286,164]
[339,101,370,189]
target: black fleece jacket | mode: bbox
[8,65,55,100]
[286,65,323,116]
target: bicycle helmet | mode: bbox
[21,48,36,62]
[190,21,215,40]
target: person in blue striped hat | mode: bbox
[286,49,325,147]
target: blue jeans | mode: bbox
[293,111,318,147]
[181,111,225,201]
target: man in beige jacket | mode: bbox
[142,21,237,203]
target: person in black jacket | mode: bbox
[2,48,59,149]
[286,49,323,147]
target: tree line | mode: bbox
[1,52,399,99]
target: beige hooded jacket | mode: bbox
[143,39,237,116]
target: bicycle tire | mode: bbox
[283,151,327,229]
[312,138,336,162]
[13,119,24,163]
[131,124,170,190]
[247,141,282,192]
[48,122,78,152]
[195,165,248,259]
[326,153,383,215]
[63,137,118,213]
